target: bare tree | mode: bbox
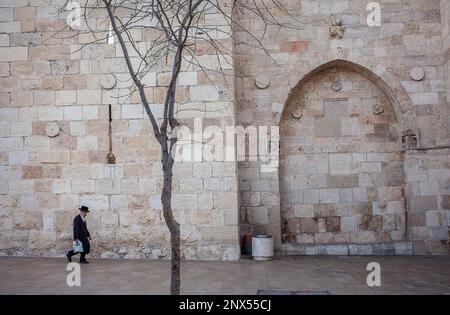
[58,0,298,295]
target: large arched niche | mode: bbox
[236,55,416,254]
[279,62,407,249]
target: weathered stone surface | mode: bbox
[179,72,197,86]
[50,60,79,75]
[301,218,318,234]
[410,67,425,81]
[0,0,449,260]
[408,196,438,211]
[441,195,450,210]
[326,175,358,188]
[315,118,341,137]
[0,47,28,61]
[190,86,220,102]
[325,216,340,233]
[10,33,41,46]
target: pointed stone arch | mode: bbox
[275,55,411,254]
[273,52,415,133]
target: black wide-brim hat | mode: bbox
[79,206,90,212]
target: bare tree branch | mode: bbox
[57,0,299,295]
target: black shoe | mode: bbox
[80,260,89,264]
[66,253,72,263]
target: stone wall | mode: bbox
[280,67,406,246]
[0,0,240,260]
[235,0,450,255]
[0,0,449,258]
[405,149,450,254]
[441,0,450,141]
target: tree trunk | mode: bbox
[161,149,181,295]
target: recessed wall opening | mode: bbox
[279,65,405,251]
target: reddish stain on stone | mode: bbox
[279,40,309,54]
[22,166,44,179]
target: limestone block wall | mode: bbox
[235,0,450,254]
[405,150,450,255]
[441,0,450,136]
[280,67,406,246]
[0,1,240,260]
[0,0,449,258]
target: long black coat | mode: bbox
[73,214,90,254]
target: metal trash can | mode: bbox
[252,235,274,261]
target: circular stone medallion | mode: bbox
[45,122,60,138]
[372,104,384,115]
[410,67,425,81]
[331,81,341,91]
[292,108,303,119]
[255,75,270,89]
[101,73,117,90]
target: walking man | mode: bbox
[66,206,92,264]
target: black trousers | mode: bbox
[68,238,90,261]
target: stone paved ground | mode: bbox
[0,256,449,295]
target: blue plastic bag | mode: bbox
[73,240,84,253]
